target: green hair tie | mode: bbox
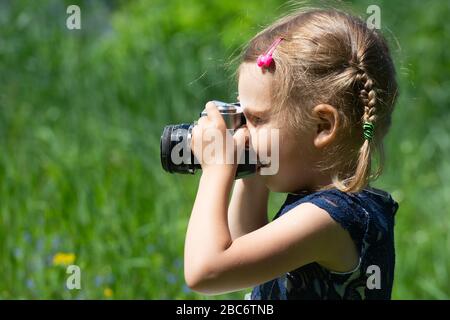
[363,122,374,141]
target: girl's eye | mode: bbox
[244,112,265,125]
[253,116,264,124]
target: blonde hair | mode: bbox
[238,8,399,193]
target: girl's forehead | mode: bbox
[238,62,273,113]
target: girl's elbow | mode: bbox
[184,263,224,295]
[184,271,204,292]
[185,276,217,295]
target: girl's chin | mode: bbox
[256,172,280,191]
[260,175,298,193]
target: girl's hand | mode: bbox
[191,101,248,175]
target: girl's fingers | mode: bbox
[191,116,208,154]
[197,115,209,127]
[205,102,226,130]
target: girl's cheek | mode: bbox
[249,133,259,155]
[249,128,272,159]
[247,126,257,151]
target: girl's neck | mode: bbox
[290,172,338,195]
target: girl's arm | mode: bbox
[184,102,358,295]
[228,175,269,241]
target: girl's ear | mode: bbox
[312,104,339,149]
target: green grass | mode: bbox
[0,0,449,299]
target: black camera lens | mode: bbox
[160,123,199,174]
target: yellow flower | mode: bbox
[52,252,76,266]
[103,287,113,298]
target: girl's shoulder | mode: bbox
[249,186,399,300]
[274,186,399,258]
[276,186,399,221]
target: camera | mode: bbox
[160,100,257,179]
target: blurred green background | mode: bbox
[0,0,448,299]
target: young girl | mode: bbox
[184,8,399,300]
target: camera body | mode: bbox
[198,101,245,131]
[160,100,257,179]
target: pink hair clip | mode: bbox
[257,37,284,69]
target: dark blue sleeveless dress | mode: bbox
[247,186,399,300]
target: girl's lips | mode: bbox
[256,154,270,172]
[257,161,270,168]
[256,161,270,172]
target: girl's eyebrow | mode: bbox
[236,96,267,116]
[243,107,267,117]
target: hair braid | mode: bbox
[357,72,377,125]
[334,70,380,192]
